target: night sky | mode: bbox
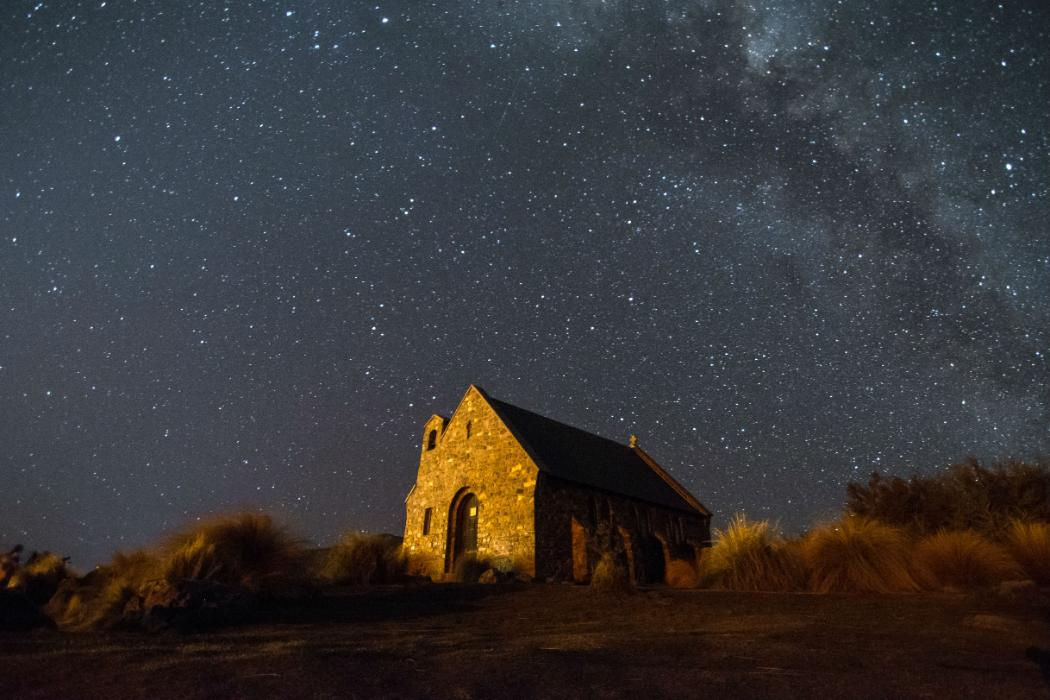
[2,1,1048,567]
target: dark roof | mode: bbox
[483,392,708,516]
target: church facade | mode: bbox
[402,385,711,583]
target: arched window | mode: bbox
[426,429,437,450]
[466,420,472,439]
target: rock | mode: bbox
[478,569,499,584]
[129,578,255,632]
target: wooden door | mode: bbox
[453,493,478,565]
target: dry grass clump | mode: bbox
[1005,520,1050,585]
[912,530,1021,590]
[703,514,806,591]
[45,550,159,631]
[590,551,631,593]
[47,513,306,630]
[664,559,699,589]
[321,533,407,585]
[804,518,918,593]
[160,513,304,591]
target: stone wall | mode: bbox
[402,386,539,579]
[535,473,711,583]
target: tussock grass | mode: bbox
[1005,520,1050,585]
[321,533,407,585]
[160,513,304,591]
[804,518,917,593]
[664,559,699,589]
[48,513,305,630]
[703,514,806,591]
[45,551,156,631]
[912,530,1021,590]
[590,551,631,593]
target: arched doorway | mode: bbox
[446,490,479,573]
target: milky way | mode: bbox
[2,1,1047,566]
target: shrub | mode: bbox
[804,517,918,593]
[160,513,304,592]
[1005,520,1050,585]
[590,551,630,593]
[321,533,407,585]
[846,458,1050,537]
[665,559,698,589]
[912,530,1021,590]
[702,514,806,591]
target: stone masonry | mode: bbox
[403,385,711,582]
[403,386,539,579]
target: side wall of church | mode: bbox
[534,473,711,583]
[402,388,540,579]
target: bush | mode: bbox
[1005,520,1050,585]
[590,551,631,593]
[804,518,918,593]
[846,458,1050,537]
[702,514,806,591]
[913,530,1021,590]
[665,559,698,589]
[321,533,407,585]
[160,513,304,592]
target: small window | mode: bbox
[426,429,437,450]
[422,507,433,535]
[466,420,472,439]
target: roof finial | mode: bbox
[628,434,638,448]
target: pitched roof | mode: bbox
[478,388,709,516]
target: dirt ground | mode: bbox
[2,584,1048,699]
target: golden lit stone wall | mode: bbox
[402,387,539,578]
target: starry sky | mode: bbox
[2,0,1048,567]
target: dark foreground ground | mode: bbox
[2,584,1048,699]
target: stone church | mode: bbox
[402,385,711,583]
